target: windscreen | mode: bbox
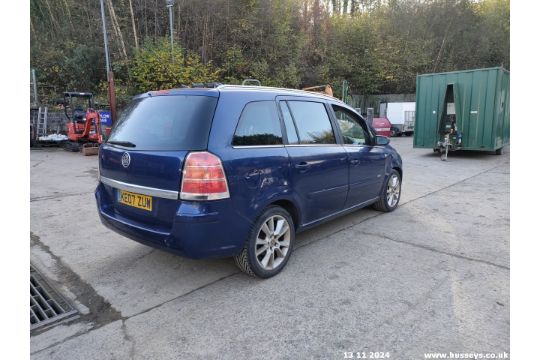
[108,95,217,151]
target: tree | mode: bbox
[131,39,221,92]
[30,0,510,105]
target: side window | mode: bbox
[332,105,370,145]
[287,101,336,144]
[232,101,283,146]
[279,101,299,144]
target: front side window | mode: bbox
[287,101,336,144]
[233,101,283,146]
[333,105,370,145]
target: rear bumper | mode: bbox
[95,183,250,259]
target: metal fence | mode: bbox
[46,111,69,133]
[30,108,69,137]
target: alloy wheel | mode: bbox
[386,174,401,207]
[255,215,291,271]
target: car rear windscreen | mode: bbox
[107,95,218,151]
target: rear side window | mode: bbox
[287,101,336,144]
[232,101,283,146]
[108,95,217,151]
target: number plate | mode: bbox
[118,190,152,211]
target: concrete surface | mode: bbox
[30,138,509,359]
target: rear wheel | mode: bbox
[234,206,295,278]
[495,147,503,155]
[373,170,401,212]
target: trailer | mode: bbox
[413,67,510,160]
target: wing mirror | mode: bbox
[375,136,390,146]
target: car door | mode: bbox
[331,104,387,207]
[226,100,291,210]
[278,98,349,225]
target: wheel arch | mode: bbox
[268,199,301,231]
[393,166,403,180]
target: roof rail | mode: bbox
[241,79,261,86]
[191,82,223,88]
[217,84,341,101]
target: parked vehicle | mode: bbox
[414,67,509,160]
[371,117,392,137]
[63,92,110,153]
[95,85,403,278]
[384,102,416,136]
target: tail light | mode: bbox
[180,152,230,201]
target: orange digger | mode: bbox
[63,92,105,154]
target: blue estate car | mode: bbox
[95,85,403,278]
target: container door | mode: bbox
[438,83,462,146]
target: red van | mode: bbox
[372,117,392,137]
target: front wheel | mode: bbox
[234,206,295,278]
[373,170,401,212]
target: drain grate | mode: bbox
[30,266,78,331]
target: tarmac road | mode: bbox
[30,137,509,360]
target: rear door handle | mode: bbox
[295,162,310,171]
[350,159,360,165]
[245,169,261,179]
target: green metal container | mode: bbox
[413,67,509,153]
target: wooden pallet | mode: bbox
[81,143,99,156]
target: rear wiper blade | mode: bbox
[107,140,136,148]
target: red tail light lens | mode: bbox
[180,152,230,200]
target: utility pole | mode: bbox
[166,0,175,61]
[100,0,117,124]
[31,69,38,107]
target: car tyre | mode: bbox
[234,206,295,278]
[373,169,401,212]
[495,147,503,155]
